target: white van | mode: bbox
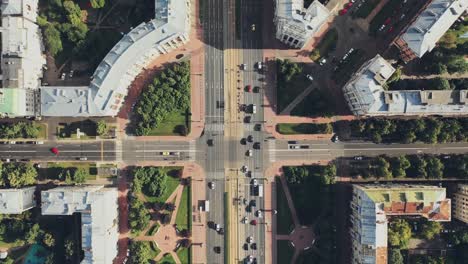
[252,105,257,114]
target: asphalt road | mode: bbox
[121,140,195,163]
[0,141,116,162]
[201,0,227,262]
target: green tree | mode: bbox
[421,220,442,240]
[25,224,41,244]
[446,55,468,73]
[1,257,14,264]
[96,120,109,136]
[412,156,427,178]
[43,24,63,56]
[64,238,75,259]
[42,233,55,248]
[387,68,402,83]
[392,156,411,178]
[284,166,309,184]
[0,162,37,188]
[373,157,392,179]
[72,167,88,184]
[45,253,55,264]
[129,241,152,264]
[388,219,412,249]
[426,156,444,179]
[90,0,106,8]
[321,164,336,185]
[128,199,150,232]
[388,249,404,264]
[428,77,451,90]
[438,31,458,49]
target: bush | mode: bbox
[0,122,40,139]
[129,198,150,233]
[129,241,153,264]
[388,219,411,249]
[0,162,37,188]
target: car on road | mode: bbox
[246,150,252,157]
[244,255,254,264]
[51,147,59,155]
[209,182,215,189]
[69,70,74,78]
[251,104,257,114]
[243,243,249,251]
[245,85,252,92]
[332,134,339,142]
[354,156,363,160]
[60,72,66,80]
[243,198,248,205]
[254,124,261,131]
[251,243,257,250]
[241,165,248,173]
[207,139,214,146]
[247,135,253,142]
[306,74,314,81]
[251,24,256,31]
[161,152,170,156]
[240,138,247,145]
[246,171,252,177]
[251,179,258,186]
[241,63,247,70]
[256,62,263,70]
[250,219,257,225]
[253,142,261,149]
[250,199,257,208]
[339,8,348,15]
[256,210,263,218]
[288,141,298,144]
[79,157,88,161]
[218,227,224,235]
[247,236,254,244]
[214,246,221,254]
[319,58,327,66]
[244,116,251,123]
[253,86,260,93]
[9,141,16,144]
[0,141,7,144]
[170,152,180,156]
[1,159,10,162]
[35,141,44,144]
[289,145,300,149]
[215,224,221,232]
[242,216,248,224]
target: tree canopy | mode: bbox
[0,122,40,139]
[132,167,168,197]
[421,220,442,240]
[0,162,37,188]
[129,241,153,264]
[128,198,150,233]
[388,219,412,249]
[134,62,190,136]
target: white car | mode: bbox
[251,24,256,31]
[241,63,247,70]
[242,216,248,224]
[251,179,258,186]
[61,72,66,80]
[35,141,44,144]
[215,224,221,232]
[257,62,263,70]
[256,210,263,218]
[319,58,327,66]
[246,150,252,157]
[247,236,254,244]
[306,74,314,81]
[9,141,16,144]
[79,157,88,161]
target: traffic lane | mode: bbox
[206,177,225,263]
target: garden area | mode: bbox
[57,119,113,139]
[275,178,295,235]
[0,122,46,140]
[133,62,191,136]
[275,59,310,113]
[128,166,192,263]
[38,162,98,184]
[277,123,333,135]
[309,28,338,62]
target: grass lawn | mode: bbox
[145,223,160,236]
[147,110,190,136]
[176,247,190,264]
[147,241,160,259]
[159,253,176,264]
[310,28,338,61]
[38,123,47,139]
[277,123,333,135]
[369,0,405,35]
[276,61,310,113]
[0,240,24,249]
[276,178,295,235]
[291,89,337,117]
[142,168,182,204]
[39,162,98,181]
[352,0,380,19]
[277,240,295,264]
[175,186,190,229]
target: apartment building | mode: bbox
[40,0,191,117]
[0,0,45,117]
[274,0,330,48]
[453,184,468,224]
[394,0,468,62]
[342,54,468,116]
[41,186,118,264]
[350,184,451,264]
[0,187,36,214]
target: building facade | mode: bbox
[343,54,468,116]
[350,184,451,264]
[394,0,468,62]
[41,186,118,264]
[0,187,36,214]
[274,0,330,48]
[40,0,191,117]
[0,0,45,117]
[453,184,468,224]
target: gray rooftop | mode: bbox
[0,187,36,214]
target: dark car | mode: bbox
[254,124,261,131]
[243,243,249,250]
[208,221,215,229]
[250,199,257,208]
[251,243,257,250]
[207,139,214,146]
[253,86,260,93]
[247,135,253,142]
[244,116,251,123]
[288,141,298,144]
[214,246,221,254]
[218,228,225,235]
[253,142,261,149]
[240,138,247,145]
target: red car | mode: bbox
[387,26,394,33]
[339,8,348,15]
[384,18,392,25]
[250,220,257,225]
[346,2,353,8]
[245,85,252,92]
[51,147,59,155]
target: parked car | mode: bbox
[306,74,314,81]
[245,85,252,92]
[209,182,216,189]
[246,150,253,157]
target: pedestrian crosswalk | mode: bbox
[268,140,276,162]
[205,123,225,132]
[115,140,123,162]
[188,140,196,161]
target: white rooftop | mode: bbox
[1,0,38,21]
[0,187,36,214]
[41,186,118,264]
[401,0,468,58]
